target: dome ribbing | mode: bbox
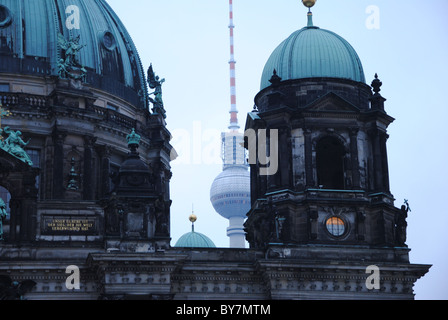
[175,231,216,248]
[261,24,365,90]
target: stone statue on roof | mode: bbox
[57,33,87,81]
[147,64,166,119]
[0,127,33,166]
[395,199,411,246]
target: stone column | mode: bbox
[8,198,18,242]
[52,129,66,199]
[99,145,111,199]
[304,128,314,188]
[278,126,292,189]
[83,136,96,200]
[379,132,391,193]
[369,127,390,193]
[349,128,360,189]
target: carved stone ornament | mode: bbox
[57,33,87,81]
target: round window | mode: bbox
[0,5,13,28]
[326,216,346,237]
[101,31,116,51]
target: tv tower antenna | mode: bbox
[228,0,239,131]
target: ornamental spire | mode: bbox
[126,128,141,155]
[302,0,317,27]
[189,206,197,233]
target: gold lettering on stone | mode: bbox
[42,216,96,235]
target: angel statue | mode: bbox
[1,127,33,166]
[148,64,166,119]
[57,33,87,81]
[395,199,411,246]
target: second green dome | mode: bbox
[174,230,216,248]
[261,24,366,90]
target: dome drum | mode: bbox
[255,77,373,113]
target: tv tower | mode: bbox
[228,0,239,130]
[210,0,251,248]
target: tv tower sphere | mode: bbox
[210,164,250,223]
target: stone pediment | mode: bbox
[303,92,360,113]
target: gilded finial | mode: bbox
[302,0,316,9]
[189,214,197,224]
[189,204,197,232]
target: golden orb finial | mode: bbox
[189,214,197,223]
[302,0,316,9]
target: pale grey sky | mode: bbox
[106,0,448,300]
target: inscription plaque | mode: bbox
[42,216,97,235]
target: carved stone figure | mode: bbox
[57,33,87,81]
[67,158,79,191]
[246,209,274,248]
[274,211,286,242]
[0,127,33,166]
[147,64,166,118]
[395,200,410,246]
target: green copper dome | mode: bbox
[175,228,216,248]
[261,20,365,90]
[0,0,148,108]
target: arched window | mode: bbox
[316,136,346,190]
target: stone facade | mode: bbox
[0,1,430,301]
[0,73,431,302]
[0,246,429,300]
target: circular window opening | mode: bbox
[326,216,346,237]
[101,31,116,51]
[0,5,13,28]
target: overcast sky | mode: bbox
[106,0,448,300]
